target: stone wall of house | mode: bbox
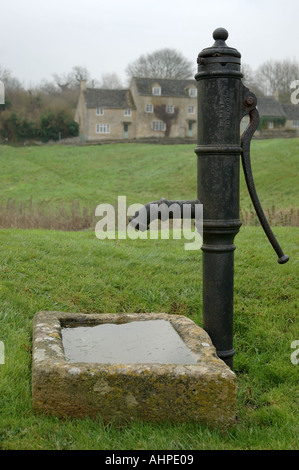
[74,84,88,142]
[129,80,197,140]
[285,119,299,134]
[86,108,137,141]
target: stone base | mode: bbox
[32,311,236,427]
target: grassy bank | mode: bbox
[0,139,298,229]
[0,226,298,450]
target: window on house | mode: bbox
[152,121,166,132]
[145,104,154,113]
[268,121,274,129]
[292,120,299,127]
[96,108,104,116]
[166,105,174,114]
[188,106,195,114]
[189,88,197,97]
[96,124,110,134]
[152,86,161,96]
[124,109,132,116]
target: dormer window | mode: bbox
[152,86,161,96]
[96,107,104,115]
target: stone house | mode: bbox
[256,96,286,130]
[255,96,299,135]
[75,78,198,142]
[74,81,136,141]
[282,103,299,131]
[129,78,198,139]
[75,81,299,141]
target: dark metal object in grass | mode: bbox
[130,28,289,369]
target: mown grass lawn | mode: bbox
[0,225,298,450]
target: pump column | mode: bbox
[195,28,243,369]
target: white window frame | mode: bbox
[152,121,166,132]
[165,105,174,114]
[152,86,161,96]
[268,121,274,129]
[292,120,299,127]
[188,106,195,114]
[96,107,104,116]
[96,124,110,134]
[189,88,197,97]
[124,108,132,116]
[145,103,154,113]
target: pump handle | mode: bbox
[241,95,289,264]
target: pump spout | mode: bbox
[129,198,200,231]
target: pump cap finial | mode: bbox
[197,27,241,60]
[213,28,228,41]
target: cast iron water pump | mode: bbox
[130,28,289,369]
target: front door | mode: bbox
[188,121,193,137]
[123,123,129,138]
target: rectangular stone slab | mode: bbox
[32,311,236,427]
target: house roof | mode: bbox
[256,97,299,120]
[256,96,286,118]
[282,104,299,120]
[83,89,136,109]
[132,77,197,97]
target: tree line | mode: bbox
[0,50,298,142]
[0,66,84,143]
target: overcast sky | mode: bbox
[1,0,299,88]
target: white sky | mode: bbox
[1,0,298,88]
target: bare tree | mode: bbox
[70,66,90,86]
[53,66,91,92]
[99,72,123,89]
[0,66,23,92]
[126,48,194,80]
[241,63,264,97]
[256,59,299,102]
[36,79,60,96]
[52,72,71,92]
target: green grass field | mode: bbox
[0,138,298,210]
[0,140,298,450]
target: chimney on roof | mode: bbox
[80,80,87,91]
